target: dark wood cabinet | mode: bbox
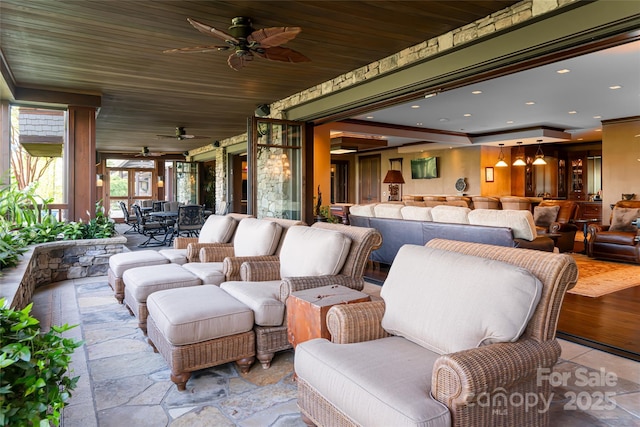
[568,151,587,201]
[576,201,602,221]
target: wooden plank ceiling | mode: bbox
[0,1,519,155]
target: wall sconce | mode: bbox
[532,139,547,165]
[495,143,508,167]
[96,174,104,187]
[157,175,164,188]
[512,141,526,166]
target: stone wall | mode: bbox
[0,236,126,309]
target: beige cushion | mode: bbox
[147,285,253,346]
[533,205,560,227]
[381,245,542,355]
[430,205,470,224]
[373,203,403,219]
[108,250,169,278]
[349,204,376,217]
[158,248,188,265]
[220,280,284,326]
[198,215,237,244]
[400,206,433,221]
[123,264,202,302]
[295,336,449,426]
[468,209,537,241]
[233,218,283,257]
[609,207,640,232]
[279,226,352,277]
[182,262,226,286]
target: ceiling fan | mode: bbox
[157,127,210,140]
[136,147,165,157]
[164,16,310,71]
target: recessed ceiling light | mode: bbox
[471,90,482,95]
[593,115,602,119]
[595,128,602,132]
[506,120,514,124]
[557,69,570,74]
[577,138,584,141]
[609,85,622,90]
[411,105,420,109]
[568,111,577,114]
[416,122,423,126]
[366,116,374,119]
[439,118,449,122]
[463,113,472,117]
[525,101,535,105]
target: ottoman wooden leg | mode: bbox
[236,356,256,374]
[257,352,274,369]
[171,371,192,392]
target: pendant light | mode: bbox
[495,143,508,167]
[512,141,526,166]
[532,139,547,165]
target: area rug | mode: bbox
[568,253,640,298]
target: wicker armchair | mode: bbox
[222,222,382,368]
[296,238,578,427]
[191,217,305,281]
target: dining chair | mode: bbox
[173,204,204,239]
[132,204,167,247]
[119,201,139,234]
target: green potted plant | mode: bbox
[0,298,82,426]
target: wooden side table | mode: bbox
[287,284,370,349]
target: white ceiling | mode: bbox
[343,40,640,151]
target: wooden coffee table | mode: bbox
[287,284,370,349]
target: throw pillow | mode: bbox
[279,226,352,277]
[534,205,560,227]
[609,207,640,232]
[380,245,542,354]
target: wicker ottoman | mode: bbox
[108,250,169,303]
[123,263,203,334]
[147,285,255,391]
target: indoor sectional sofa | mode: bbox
[349,203,554,265]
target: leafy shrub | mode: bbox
[0,298,82,426]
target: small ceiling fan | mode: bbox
[157,127,210,140]
[136,147,166,157]
[164,16,310,71]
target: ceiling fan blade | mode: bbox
[187,18,239,44]
[181,135,210,140]
[248,27,301,48]
[259,46,310,63]
[227,51,254,71]
[163,45,230,54]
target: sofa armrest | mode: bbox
[550,222,578,233]
[240,260,281,281]
[197,244,235,262]
[325,300,390,344]
[589,224,610,234]
[173,237,198,250]
[280,275,364,301]
[223,255,279,281]
[432,338,560,407]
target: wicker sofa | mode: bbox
[295,239,578,427]
[349,203,554,265]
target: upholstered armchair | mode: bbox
[159,212,250,264]
[295,239,578,427]
[533,200,579,252]
[220,222,382,368]
[588,200,640,264]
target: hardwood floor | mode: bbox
[364,257,640,363]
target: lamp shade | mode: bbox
[383,170,405,184]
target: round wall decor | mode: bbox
[455,178,467,193]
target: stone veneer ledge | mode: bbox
[0,236,126,309]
